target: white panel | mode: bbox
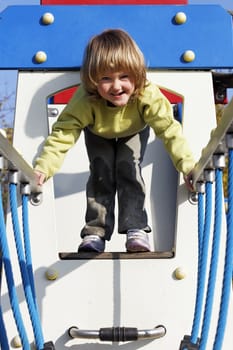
[1,71,232,350]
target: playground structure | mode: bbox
[0,3,233,350]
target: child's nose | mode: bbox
[112,79,121,90]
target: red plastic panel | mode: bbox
[53,87,77,104]
[160,89,183,104]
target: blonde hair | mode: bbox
[81,29,147,99]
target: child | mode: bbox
[34,29,195,253]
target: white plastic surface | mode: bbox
[1,71,232,349]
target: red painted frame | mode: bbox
[42,0,187,4]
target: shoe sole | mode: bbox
[78,242,105,253]
[126,244,151,253]
[78,247,104,253]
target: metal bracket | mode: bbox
[179,335,200,350]
[43,341,56,350]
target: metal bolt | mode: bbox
[30,192,42,206]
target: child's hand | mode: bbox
[183,171,195,192]
[34,171,46,186]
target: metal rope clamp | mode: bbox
[42,341,56,350]
[179,335,200,350]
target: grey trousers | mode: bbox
[81,127,151,241]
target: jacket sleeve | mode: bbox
[34,89,93,180]
[141,85,196,175]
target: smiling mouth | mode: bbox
[111,91,125,97]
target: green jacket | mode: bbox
[34,82,195,179]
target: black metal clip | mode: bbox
[43,341,56,350]
[179,335,200,350]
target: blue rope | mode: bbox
[0,248,9,350]
[9,183,44,350]
[0,305,9,350]
[22,194,37,306]
[199,169,223,350]
[213,149,233,349]
[0,184,30,350]
[198,192,205,262]
[190,181,213,344]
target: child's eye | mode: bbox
[100,76,110,81]
[120,74,129,80]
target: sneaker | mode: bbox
[78,235,105,252]
[126,229,151,252]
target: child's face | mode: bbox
[97,71,135,107]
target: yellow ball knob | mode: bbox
[45,268,58,281]
[34,51,47,63]
[42,12,55,25]
[175,12,187,24]
[183,50,195,62]
[12,335,22,348]
[174,267,187,280]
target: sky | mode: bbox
[0,0,232,128]
[190,0,232,6]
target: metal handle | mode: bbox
[68,325,166,342]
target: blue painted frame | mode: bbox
[0,5,232,69]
